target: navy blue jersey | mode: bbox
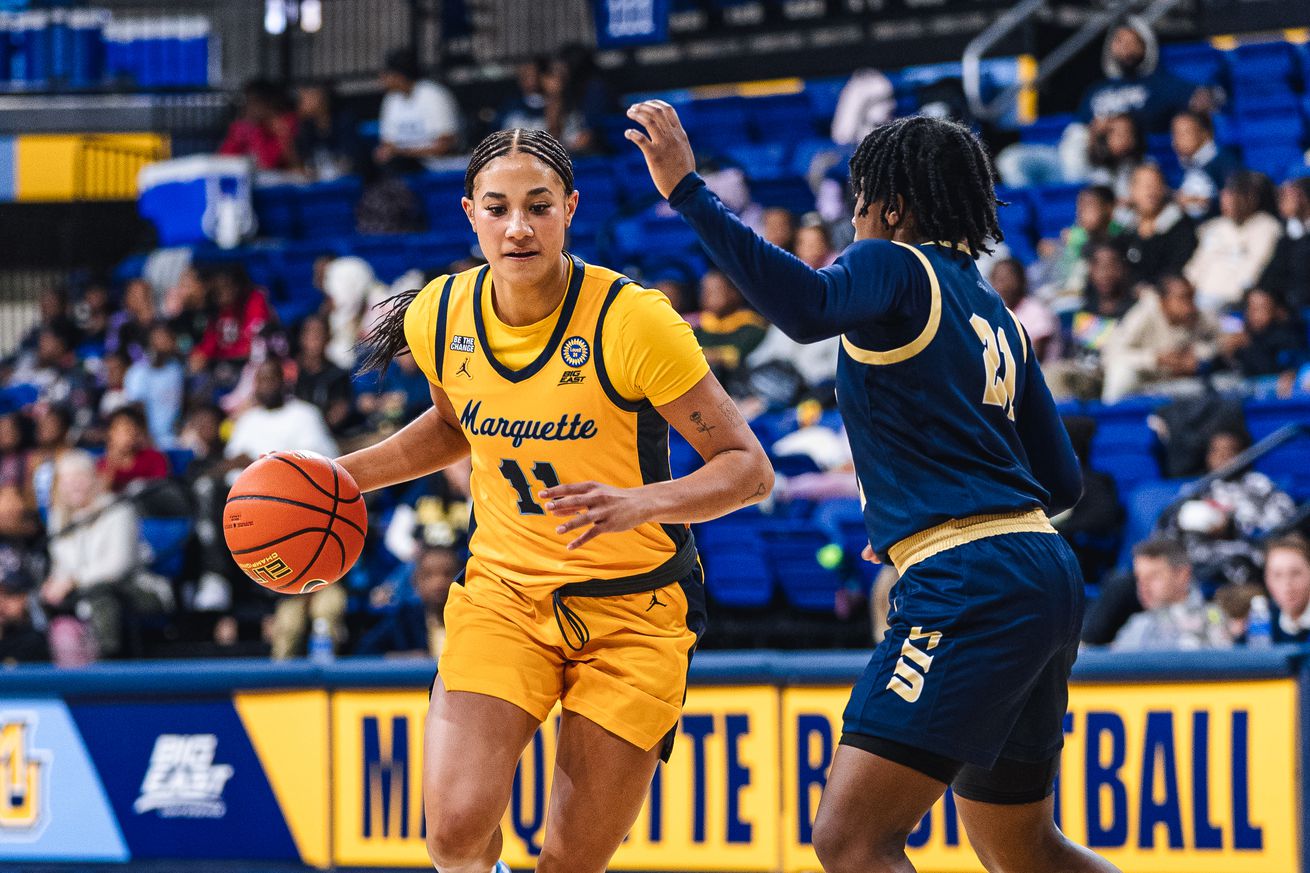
[669,173,1082,558]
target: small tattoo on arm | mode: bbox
[716,396,746,427]
[691,411,716,436]
[741,482,766,504]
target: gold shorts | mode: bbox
[438,567,705,752]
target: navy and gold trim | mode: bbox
[433,274,456,382]
[888,507,1055,573]
[593,276,645,413]
[841,240,942,366]
[473,254,586,383]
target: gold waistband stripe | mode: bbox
[888,508,1056,573]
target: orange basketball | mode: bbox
[223,451,367,595]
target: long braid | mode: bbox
[848,116,1003,257]
[357,128,576,374]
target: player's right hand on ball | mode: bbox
[625,100,697,200]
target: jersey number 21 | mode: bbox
[969,314,1017,421]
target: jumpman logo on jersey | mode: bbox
[647,591,668,611]
[456,358,472,379]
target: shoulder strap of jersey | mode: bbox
[593,275,644,413]
[432,274,457,383]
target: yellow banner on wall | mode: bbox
[331,687,781,870]
[500,685,779,872]
[782,680,1299,873]
[330,679,1298,872]
[331,690,430,867]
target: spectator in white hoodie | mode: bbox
[1185,170,1283,311]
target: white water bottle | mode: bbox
[1247,595,1273,648]
[308,617,335,664]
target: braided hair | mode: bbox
[848,116,1003,257]
[358,129,575,374]
[464,127,574,197]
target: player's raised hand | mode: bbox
[625,100,697,200]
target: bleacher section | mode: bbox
[116,33,1310,624]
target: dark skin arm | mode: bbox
[337,383,471,493]
[541,372,772,550]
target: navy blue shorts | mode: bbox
[843,531,1084,776]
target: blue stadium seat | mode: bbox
[1018,113,1074,145]
[639,215,703,254]
[1245,397,1310,440]
[346,236,412,284]
[695,519,775,608]
[993,187,1037,262]
[725,143,791,180]
[684,97,751,151]
[1229,42,1300,89]
[749,176,816,214]
[763,524,845,613]
[572,167,619,217]
[1213,113,1239,147]
[746,93,817,142]
[669,431,703,478]
[788,138,849,180]
[140,517,192,580]
[1244,144,1305,181]
[405,234,472,274]
[1161,43,1225,88]
[803,79,847,128]
[412,171,468,235]
[252,184,300,239]
[1029,183,1083,241]
[1116,480,1185,568]
[297,177,361,238]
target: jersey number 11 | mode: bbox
[499,459,561,515]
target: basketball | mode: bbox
[223,451,367,595]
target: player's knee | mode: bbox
[970,822,1070,873]
[812,809,910,873]
[424,805,495,869]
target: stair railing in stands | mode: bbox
[962,0,1188,123]
[1152,422,1310,538]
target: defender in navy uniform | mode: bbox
[627,104,1120,873]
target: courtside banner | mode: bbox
[331,686,780,870]
[68,693,329,865]
[782,681,1299,873]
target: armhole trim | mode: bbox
[433,274,456,383]
[594,276,646,413]
[841,240,942,366]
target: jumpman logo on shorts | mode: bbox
[647,591,667,611]
[456,358,472,379]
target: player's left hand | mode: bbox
[541,481,654,550]
[625,100,696,200]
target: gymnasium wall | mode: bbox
[0,650,1304,872]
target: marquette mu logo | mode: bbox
[0,714,51,832]
[239,552,293,584]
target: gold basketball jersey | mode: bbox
[404,255,707,594]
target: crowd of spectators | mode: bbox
[3,22,1308,666]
